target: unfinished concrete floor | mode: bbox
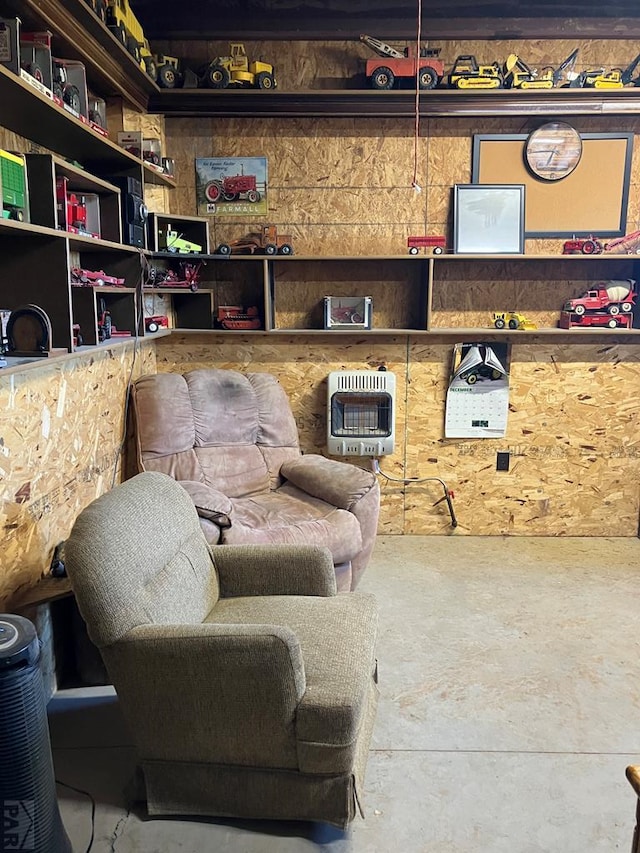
[49,536,640,852]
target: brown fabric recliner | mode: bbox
[64,471,379,829]
[130,369,380,591]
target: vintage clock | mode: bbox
[524,121,583,181]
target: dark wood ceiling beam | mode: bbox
[135,11,640,41]
[149,88,640,120]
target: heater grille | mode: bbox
[327,370,396,456]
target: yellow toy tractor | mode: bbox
[492,312,537,331]
[200,43,276,89]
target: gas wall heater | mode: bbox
[327,370,396,456]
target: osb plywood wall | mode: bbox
[156,37,640,255]
[0,342,156,606]
[155,335,640,538]
[151,36,640,539]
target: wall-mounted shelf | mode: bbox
[148,87,640,119]
[142,252,640,338]
[0,64,139,171]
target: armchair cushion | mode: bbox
[208,591,378,775]
[222,488,362,565]
[103,621,305,769]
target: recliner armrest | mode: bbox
[213,544,337,598]
[280,455,377,511]
[178,480,232,527]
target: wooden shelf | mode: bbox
[0,65,141,171]
[143,164,177,188]
[148,87,640,119]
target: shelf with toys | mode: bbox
[2,0,157,111]
[140,232,640,337]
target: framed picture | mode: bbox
[453,184,525,254]
[195,156,268,216]
[471,132,634,237]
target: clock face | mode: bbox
[525,122,583,181]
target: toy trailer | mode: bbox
[0,149,28,221]
[558,310,632,329]
[408,235,445,254]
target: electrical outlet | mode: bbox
[496,451,510,472]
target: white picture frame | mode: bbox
[453,184,525,254]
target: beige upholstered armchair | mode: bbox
[130,369,380,591]
[65,471,379,828]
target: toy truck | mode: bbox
[502,49,579,90]
[164,230,202,254]
[106,0,146,65]
[563,280,636,316]
[360,34,445,90]
[216,225,293,256]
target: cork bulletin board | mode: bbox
[472,133,634,237]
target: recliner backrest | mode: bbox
[65,472,220,648]
[132,370,301,497]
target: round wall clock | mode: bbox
[524,121,583,181]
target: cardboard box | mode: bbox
[143,138,162,168]
[87,92,108,136]
[117,131,143,159]
[52,57,88,119]
[20,31,53,91]
[0,17,21,74]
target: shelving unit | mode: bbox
[3,0,639,349]
[0,36,173,356]
[139,252,640,337]
[26,153,122,242]
[2,0,158,111]
[427,254,640,336]
[71,285,138,346]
